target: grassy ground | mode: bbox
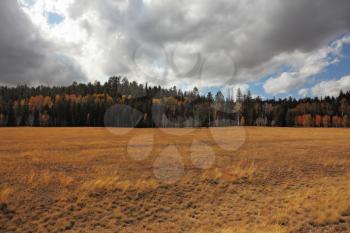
[1,127,350,232]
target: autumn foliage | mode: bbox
[0,77,349,127]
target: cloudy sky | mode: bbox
[1,0,350,98]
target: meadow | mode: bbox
[1,127,350,233]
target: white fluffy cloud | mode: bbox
[2,0,350,92]
[302,75,350,97]
[298,88,310,98]
[263,36,350,94]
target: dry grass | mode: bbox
[0,187,12,203]
[1,127,350,232]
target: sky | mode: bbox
[1,0,350,99]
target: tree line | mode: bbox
[0,76,350,128]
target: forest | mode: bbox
[0,76,350,128]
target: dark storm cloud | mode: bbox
[0,0,86,86]
[66,0,350,88]
[2,0,350,89]
[235,0,350,69]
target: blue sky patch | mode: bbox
[47,12,64,25]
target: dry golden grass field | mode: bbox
[1,127,350,233]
